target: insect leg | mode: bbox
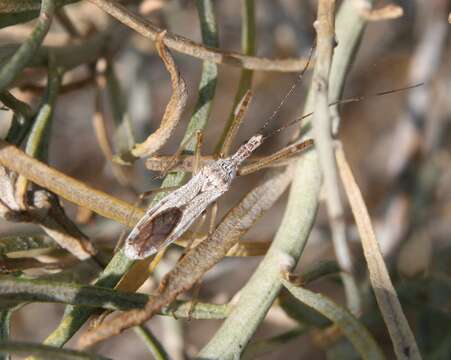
[208,201,218,236]
[156,127,199,179]
[218,90,253,158]
[238,139,314,176]
[188,280,202,320]
[193,130,204,174]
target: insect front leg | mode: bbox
[238,138,314,176]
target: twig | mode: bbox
[0,341,109,360]
[134,326,169,360]
[0,234,58,255]
[335,146,421,360]
[88,0,307,72]
[92,64,131,186]
[0,1,77,14]
[242,327,307,360]
[55,7,81,38]
[0,311,11,360]
[354,2,403,21]
[0,140,144,226]
[130,32,187,158]
[312,0,360,314]
[0,91,34,145]
[281,277,385,360]
[0,26,128,74]
[104,61,135,156]
[0,277,230,320]
[16,65,63,201]
[0,0,56,92]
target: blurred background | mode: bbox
[1,0,451,359]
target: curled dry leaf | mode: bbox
[353,1,403,21]
[30,190,98,260]
[131,31,188,158]
[0,166,97,261]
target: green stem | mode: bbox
[0,341,109,360]
[24,65,63,161]
[0,234,58,255]
[0,311,12,360]
[0,1,79,29]
[242,327,307,360]
[0,0,56,92]
[134,326,169,360]
[0,91,34,145]
[0,27,127,74]
[105,62,135,153]
[282,279,385,360]
[0,277,230,319]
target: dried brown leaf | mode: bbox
[354,1,403,21]
[336,147,421,360]
[131,31,188,158]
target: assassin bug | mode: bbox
[124,92,314,259]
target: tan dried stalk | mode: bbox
[88,0,308,72]
[336,146,421,360]
[130,31,188,158]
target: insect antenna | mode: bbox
[258,43,316,136]
[263,82,424,140]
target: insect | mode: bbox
[124,123,313,259]
[121,40,318,260]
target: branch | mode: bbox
[0,341,109,360]
[88,0,307,72]
[0,277,230,320]
[281,277,385,360]
[0,0,56,92]
[336,147,421,360]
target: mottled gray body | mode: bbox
[124,134,264,259]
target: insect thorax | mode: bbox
[201,159,237,192]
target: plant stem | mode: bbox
[0,341,109,360]
[0,0,56,92]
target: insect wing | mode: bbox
[125,207,183,259]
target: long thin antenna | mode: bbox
[264,82,424,139]
[259,43,316,132]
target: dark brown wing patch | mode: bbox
[134,207,183,257]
